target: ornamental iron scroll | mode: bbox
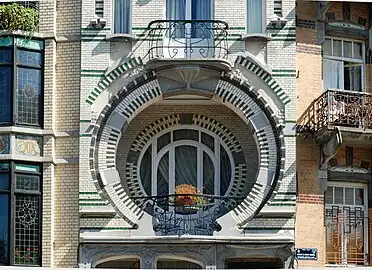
[146,20,229,60]
[132,194,244,236]
[296,89,372,133]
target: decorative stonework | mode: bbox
[15,135,42,156]
[89,69,286,227]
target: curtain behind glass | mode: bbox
[344,65,362,91]
[323,59,343,91]
[114,0,131,34]
[175,146,197,187]
[166,0,186,38]
[166,0,186,20]
[191,0,212,38]
[247,0,263,33]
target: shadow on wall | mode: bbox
[136,0,152,6]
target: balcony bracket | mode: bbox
[318,128,342,170]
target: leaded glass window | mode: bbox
[139,127,234,198]
[0,37,44,127]
[0,162,41,266]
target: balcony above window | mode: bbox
[297,89,372,144]
[142,20,229,69]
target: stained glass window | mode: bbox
[0,37,44,127]
[0,163,41,266]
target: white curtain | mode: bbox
[323,59,345,121]
[323,59,343,91]
[114,0,131,34]
[247,0,263,33]
[344,65,362,92]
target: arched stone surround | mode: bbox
[89,69,285,228]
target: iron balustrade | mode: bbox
[131,194,243,236]
[296,89,372,133]
[144,20,229,60]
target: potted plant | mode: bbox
[173,184,206,213]
[0,3,39,36]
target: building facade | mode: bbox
[1,0,297,268]
[296,0,372,268]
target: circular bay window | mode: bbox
[138,126,234,200]
[123,114,249,218]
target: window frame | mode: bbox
[0,37,44,128]
[0,162,42,267]
[112,0,132,34]
[323,36,366,92]
[245,0,266,34]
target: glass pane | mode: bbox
[157,152,169,196]
[192,0,212,20]
[343,41,352,58]
[345,188,354,205]
[0,67,12,123]
[0,194,9,265]
[0,173,9,190]
[326,186,333,204]
[15,174,40,192]
[17,50,42,66]
[114,0,131,34]
[201,132,214,152]
[140,146,152,196]
[247,0,263,33]
[17,68,42,126]
[220,146,232,196]
[0,48,12,63]
[15,164,40,173]
[173,129,198,142]
[355,188,364,205]
[354,42,363,59]
[333,40,342,57]
[175,146,197,187]
[203,152,214,195]
[14,195,40,266]
[344,65,362,91]
[334,187,343,204]
[157,132,171,153]
[166,0,186,20]
[323,39,331,56]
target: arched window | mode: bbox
[138,126,234,198]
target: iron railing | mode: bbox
[296,89,372,133]
[145,20,229,60]
[132,194,243,236]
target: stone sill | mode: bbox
[240,33,271,42]
[106,33,136,42]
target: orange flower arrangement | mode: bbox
[174,184,205,206]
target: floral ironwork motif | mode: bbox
[145,20,229,60]
[132,194,243,236]
[17,201,37,228]
[296,90,372,133]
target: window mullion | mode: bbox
[214,140,220,196]
[169,146,175,194]
[197,147,202,192]
[9,161,15,266]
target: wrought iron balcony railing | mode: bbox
[132,194,243,236]
[144,20,229,60]
[296,89,372,133]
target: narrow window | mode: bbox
[114,0,131,34]
[247,0,265,34]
